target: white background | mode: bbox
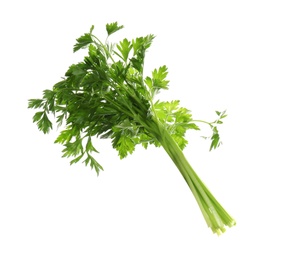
[1,0,281,259]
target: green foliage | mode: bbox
[28,22,234,235]
[28,99,44,109]
[73,32,94,53]
[116,38,132,62]
[28,21,226,173]
[106,22,124,36]
[200,110,228,151]
[32,112,52,134]
[145,65,169,98]
[154,100,199,149]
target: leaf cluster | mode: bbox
[28,22,226,174]
[209,110,227,150]
[200,110,227,151]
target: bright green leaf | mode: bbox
[70,153,84,165]
[36,113,52,134]
[32,111,44,123]
[116,38,132,61]
[86,137,99,153]
[106,22,124,36]
[73,33,93,52]
[28,99,44,109]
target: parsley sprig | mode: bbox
[28,22,235,235]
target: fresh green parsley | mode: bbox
[28,22,236,235]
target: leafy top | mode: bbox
[28,22,226,174]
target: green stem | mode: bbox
[92,35,116,64]
[153,120,236,235]
[191,119,213,126]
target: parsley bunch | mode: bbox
[28,22,235,235]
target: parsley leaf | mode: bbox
[106,22,124,36]
[73,32,94,52]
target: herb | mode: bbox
[28,22,236,235]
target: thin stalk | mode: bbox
[153,120,236,235]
